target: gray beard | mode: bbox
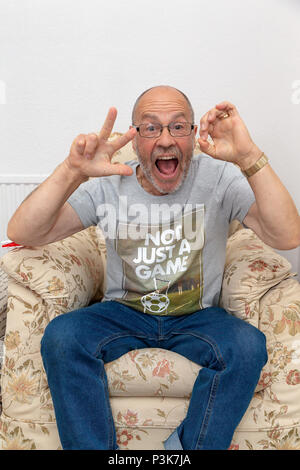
[136,149,193,195]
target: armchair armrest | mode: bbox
[0,226,106,315]
[0,226,107,423]
[220,228,295,329]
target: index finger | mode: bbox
[110,127,137,153]
[98,107,118,141]
[215,101,238,117]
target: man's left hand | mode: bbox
[198,101,261,169]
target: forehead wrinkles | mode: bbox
[138,99,189,120]
[137,103,188,123]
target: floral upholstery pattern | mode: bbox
[220,228,294,328]
[0,223,300,450]
[0,269,7,339]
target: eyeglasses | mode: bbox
[133,121,194,138]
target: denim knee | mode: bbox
[233,321,268,373]
[41,314,74,361]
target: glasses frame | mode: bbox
[133,121,195,138]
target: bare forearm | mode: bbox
[7,160,86,245]
[241,148,300,249]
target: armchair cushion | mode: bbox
[220,228,294,328]
[106,348,201,398]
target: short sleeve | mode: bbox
[219,163,255,223]
[67,178,104,228]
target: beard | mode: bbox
[135,145,194,195]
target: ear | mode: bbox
[130,125,137,153]
[193,125,198,147]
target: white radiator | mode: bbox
[0,175,48,257]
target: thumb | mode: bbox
[198,138,216,158]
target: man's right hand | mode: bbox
[65,107,137,179]
[7,107,137,246]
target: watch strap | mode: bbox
[242,153,269,178]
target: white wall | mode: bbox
[0,0,300,270]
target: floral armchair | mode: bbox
[0,223,300,450]
[1,137,300,450]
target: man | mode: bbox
[7,86,300,450]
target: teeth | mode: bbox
[157,156,176,160]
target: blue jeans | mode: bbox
[40,301,267,450]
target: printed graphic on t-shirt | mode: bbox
[115,205,205,315]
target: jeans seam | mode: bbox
[165,330,227,370]
[195,371,221,449]
[94,332,157,357]
[100,362,115,449]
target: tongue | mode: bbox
[156,158,178,175]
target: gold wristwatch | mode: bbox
[241,153,269,178]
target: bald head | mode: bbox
[131,85,195,124]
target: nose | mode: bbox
[156,126,176,147]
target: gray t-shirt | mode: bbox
[67,155,255,315]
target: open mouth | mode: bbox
[155,156,179,177]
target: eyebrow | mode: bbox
[141,112,187,122]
